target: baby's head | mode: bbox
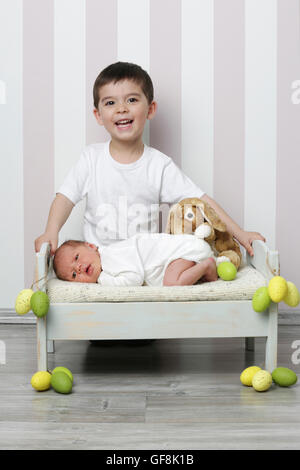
[53,240,101,283]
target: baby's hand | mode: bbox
[236,230,266,257]
[34,232,58,256]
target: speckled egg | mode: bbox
[252,370,273,392]
[15,289,34,315]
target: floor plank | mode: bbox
[0,324,300,449]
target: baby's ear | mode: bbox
[85,242,98,250]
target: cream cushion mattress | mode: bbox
[47,264,266,303]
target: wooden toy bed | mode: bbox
[35,240,279,372]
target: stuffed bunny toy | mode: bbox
[166,197,242,270]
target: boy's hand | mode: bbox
[236,230,266,257]
[35,232,58,256]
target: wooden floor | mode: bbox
[0,324,300,450]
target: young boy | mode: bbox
[35,61,265,257]
[52,233,218,287]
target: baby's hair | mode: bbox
[93,61,154,108]
[53,240,85,280]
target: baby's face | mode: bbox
[56,243,101,283]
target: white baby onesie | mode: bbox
[98,233,214,287]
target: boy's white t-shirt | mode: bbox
[58,141,204,248]
[98,233,214,287]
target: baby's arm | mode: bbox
[201,194,265,256]
[34,193,74,255]
[98,271,144,287]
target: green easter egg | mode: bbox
[30,291,50,318]
[52,366,73,384]
[217,262,237,281]
[272,367,298,387]
[252,286,271,312]
[50,371,72,394]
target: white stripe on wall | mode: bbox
[0,80,6,104]
[0,0,23,307]
[54,0,86,243]
[244,0,277,249]
[181,0,214,196]
[117,0,150,144]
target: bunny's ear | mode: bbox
[165,203,183,234]
[196,200,227,232]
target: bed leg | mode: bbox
[47,340,55,353]
[245,337,255,351]
[37,317,48,371]
[265,303,278,372]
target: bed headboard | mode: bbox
[34,242,52,292]
[246,240,279,281]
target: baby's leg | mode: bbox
[163,257,217,286]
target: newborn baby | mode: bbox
[53,233,218,287]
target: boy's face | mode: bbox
[55,243,101,283]
[93,79,156,144]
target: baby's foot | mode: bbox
[202,257,218,282]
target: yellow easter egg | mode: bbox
[283,282,300,308]
[268,276,288,303]
[31,371,52,391]
[240,366,262,386]
[252,370,273,392]
[15,289,34,315]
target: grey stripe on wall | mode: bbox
[150,0,182,168]
[214,0,245,229]
[86,0,118,145]
[23,0,54,288]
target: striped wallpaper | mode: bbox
[0,0,299,311]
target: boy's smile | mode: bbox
[94,80,156,146]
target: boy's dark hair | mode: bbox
[53,240,85,280]
[93,61,154,108]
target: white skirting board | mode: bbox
[1,309,299,325]
[0,310,36,324]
